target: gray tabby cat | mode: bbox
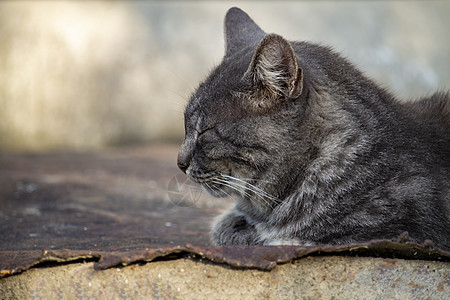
[177,7,450,250]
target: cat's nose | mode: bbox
[177,161,189,174]
[177,138,193,174]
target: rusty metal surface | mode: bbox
[0,145,449,278]
[94,240,449,271]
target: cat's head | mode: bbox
[177,8,308,215]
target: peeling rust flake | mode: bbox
[76,240,450,271]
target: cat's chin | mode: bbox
[201,185,230,198]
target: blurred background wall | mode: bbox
[0,1,449,152]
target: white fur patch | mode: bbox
[265,238,316,246]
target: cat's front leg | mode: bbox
[212,209,258,246]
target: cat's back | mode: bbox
[406,92,450,134]
[395,92,450,176]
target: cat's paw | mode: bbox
[212,211,258,246]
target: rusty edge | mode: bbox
[1,238,449,278]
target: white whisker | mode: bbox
[211,175,281,209]
[212,178,256,201]
[249,154,261,173]
[228,176,275,184]
[220,174,280,203]
[206,181,232,198]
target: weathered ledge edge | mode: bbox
[1,238,449,278]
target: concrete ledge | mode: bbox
[1,256,448,299]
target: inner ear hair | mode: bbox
[246,34,303,103]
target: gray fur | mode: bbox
[177,7,450,249]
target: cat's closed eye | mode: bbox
[197,126,216,137]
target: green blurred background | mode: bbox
[0,1,449,152]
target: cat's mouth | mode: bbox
[187,170,280,209]
[187,170,229,198]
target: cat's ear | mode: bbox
[244,34,303,104]
[224,7,265,57]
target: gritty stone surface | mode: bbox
[1,256,448,299]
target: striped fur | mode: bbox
[177,8,450,250]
